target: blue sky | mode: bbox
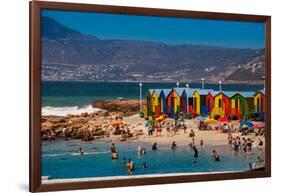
[42,9,265,49]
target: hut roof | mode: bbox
[148,89,162,96]
[155,89,162,97]
[186,88,200,97]
[148,89,154,94]
[196,89,215,95]
[161,89,172,97]
[214,91,237,98]
[238,91,255,98]
[254,89,265,96]
[174,88,186,96]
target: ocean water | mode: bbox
[42,81,263,116]
[41,139,263,180]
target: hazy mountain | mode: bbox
[41,16,265,82]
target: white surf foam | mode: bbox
[42,105,100,116]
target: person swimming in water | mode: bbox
[212,150,220,162]
[171,141,177,150]
[152,142,158,150]
[78,147,84,156]
[137,145,146,155]
[126,158,135,174]
[142,162,147,169]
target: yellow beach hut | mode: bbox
[211,91,236,118]
[193,90,201,115]
[151,89,162,116]
[254,90,266,112]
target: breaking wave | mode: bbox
[42,105,100,116]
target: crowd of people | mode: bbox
[227,133,264,156]
[147,121,188,137]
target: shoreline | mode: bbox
[42,111,265,147]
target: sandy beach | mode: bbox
[122,114,265,147]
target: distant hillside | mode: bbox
[226,55,265,81]
[41,16,265,82]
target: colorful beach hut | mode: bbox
[166,89,181,117]
[211,91,236,118]
[206,91,218,115]
[230,91,255,119]
[186,88,197,115]
[159,89,172,114]
[146,89,153,116]
[193,89,215,116]
[151,89,162,116]
[174,88,188,113]
[254,90,266,112]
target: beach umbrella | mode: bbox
[204,119,217,124]
[145,120,156,127]
[238,119,245,123]
[111,120,123,126]
[243,121,254,127]
[194,116,207,121]
[218,117,230,122]
[253,123,265,129]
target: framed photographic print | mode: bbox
[30,1,271,192]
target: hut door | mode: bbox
[207,99,211,113]
[260,98,264,112]
[194,97,197,114]
[257,98,260,112]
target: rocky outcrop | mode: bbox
[92,99,146,116]
[41,105,145,142]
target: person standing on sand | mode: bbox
[183,124,187,134]
[148,124,153,136]
[156,123,162,136]
[246,138,253,154]
[189,129,195,144]
[166,126,171,137]
[258,138,263,154]
[200,139,204,147]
